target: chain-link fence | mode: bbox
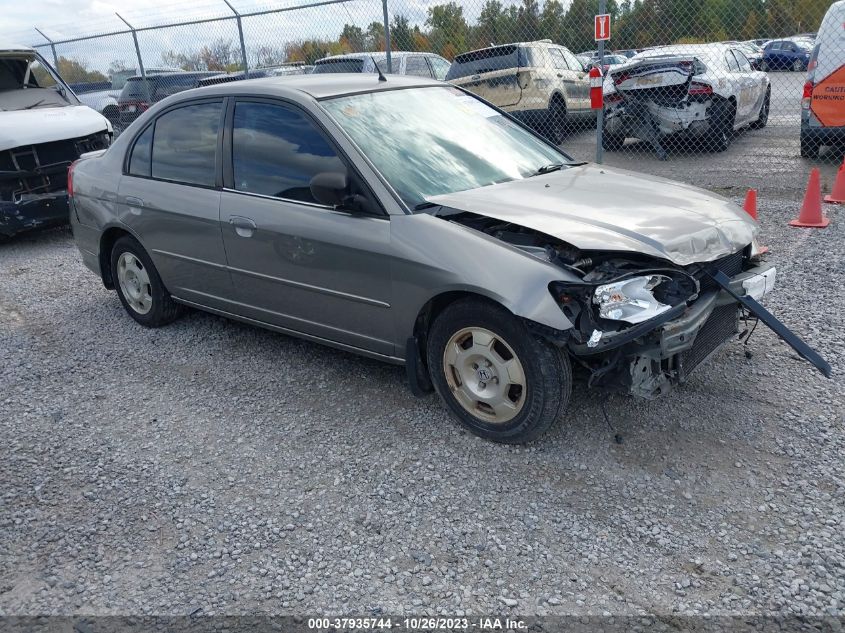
[14,0,845,177]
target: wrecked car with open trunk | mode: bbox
[68,75,829,443]
[602,43,770,159]
[1,44,112,240]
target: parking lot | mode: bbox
[1,60,843,618]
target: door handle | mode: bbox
[125,196,144,207]
[229,215,257,238]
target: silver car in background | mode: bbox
[68,74,829,443]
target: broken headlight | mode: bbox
[592,274,672,324]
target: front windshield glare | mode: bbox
[322,86,567,208]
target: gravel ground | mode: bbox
[1,164,843,618]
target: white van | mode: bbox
[801,0,845,158]
[1,44,112,239]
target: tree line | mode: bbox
[61,0,833,79]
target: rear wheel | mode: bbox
[709,101,736,152]
[800,129,820,159]
[426,298,571,444]
[602,133,625,151]
[547,96,568,145]
[792,59,804,72]
[760,59,769,72]
[750,88,770,129]
[110,235,184,327]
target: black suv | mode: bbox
[118,72,218,126]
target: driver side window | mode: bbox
[232,101,345,204]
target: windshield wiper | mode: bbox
[24,99,46,110]
[529,163,565,177]
[413,201,439,212]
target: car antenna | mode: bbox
[370,55,387,82]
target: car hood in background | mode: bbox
[0,105,110,151]
[426,164,757,266]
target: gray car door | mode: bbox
[219,99,395,356]
[118,99,233,309]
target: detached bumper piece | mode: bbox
[0,132,109,239]
[572,260,831,400]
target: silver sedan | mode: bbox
[68,74,829,443]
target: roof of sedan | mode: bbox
[188,73,443,100]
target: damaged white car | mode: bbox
[1,44,112,240]
[603,43,770,158]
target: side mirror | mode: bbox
[310,171,348,207]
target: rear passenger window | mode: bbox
[405,56,432,78]
[725,52,740,72]
[128,125,153,177]
[151,102,221,187]
[548,49,568,70]
[561,48,584,71]
[232,102,344,203]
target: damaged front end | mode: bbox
[605,56,721,159]
[0,132,110,239]
[442,210,830,399]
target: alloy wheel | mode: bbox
[442,327,527,423]
[116,252,153,315]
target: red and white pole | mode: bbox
[589,66,604,110]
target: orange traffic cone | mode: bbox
[743,188,758,219]
[824,158,845,204]
[790,168,830,228]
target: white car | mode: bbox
[0,44,112,239]
[602,43,770,158]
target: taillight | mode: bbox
[688,82,713,96]
[67,160,78,198]
[605,92,623,105]
[613,72,630,86]
[802,80,813,109]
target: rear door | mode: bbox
[117,99,233,309]
[219,99,395,355]
[447,45,524,108]
[560,47,591,112]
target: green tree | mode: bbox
[340,24,366,52]
[540,0,565,44]
[516,0,541,42]
[391,15,415,51]
[55,57,107,83]
[426,2,469,58]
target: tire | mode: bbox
[800,129,820,159]
[708,101,736,152]
[760,59,768,72]
[547,96,567,145]
[102,105,120,127]
[750,88,770,130]
[602,133,625,151]
[110,235,184,327]
[792,59,803,72]
[426,297,572,444]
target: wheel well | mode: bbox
[550,92,566,110]
[99,227,131,289]
[412,291,504,360]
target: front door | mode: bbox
[219,99,395,356]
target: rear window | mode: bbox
[446,46,534,80]
[121,77,156,99]
[313,58,365,74]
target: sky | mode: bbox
[0,0,453,72]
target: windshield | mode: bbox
[0,54,75,111]
[322,86,570,209]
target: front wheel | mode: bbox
[547,97,568,145]
[111,235,184,327]
[426,298,572,443]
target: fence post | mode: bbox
[116,13,150,104]
[596,0,606,164]
[34,28,59,69]
[382,0,392,73]
[223,0,249,74]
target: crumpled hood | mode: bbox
[427,164,757,266]
[0,105,109,151]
